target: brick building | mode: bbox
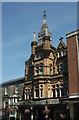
[1,11,79,120]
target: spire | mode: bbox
[33,32,36,42]
[41,11,49,31]
[38,11,52,40]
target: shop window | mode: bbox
[40,85,43,98]
[35,86,39,98]
[5,87,8,95]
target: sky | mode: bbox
[2,2,77,83]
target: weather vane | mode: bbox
[43,10,47,19]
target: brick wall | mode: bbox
[67,35,79,96]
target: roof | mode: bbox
[41,19,49,31]
[0,77,25,87]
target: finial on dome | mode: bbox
[43,10,47,20]
[33,32,36,42]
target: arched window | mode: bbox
[56,85,59,97]
[35,86,39,98]
[40,85,43,98]
[52,85,55,98]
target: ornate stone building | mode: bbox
[24,11,68,101]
